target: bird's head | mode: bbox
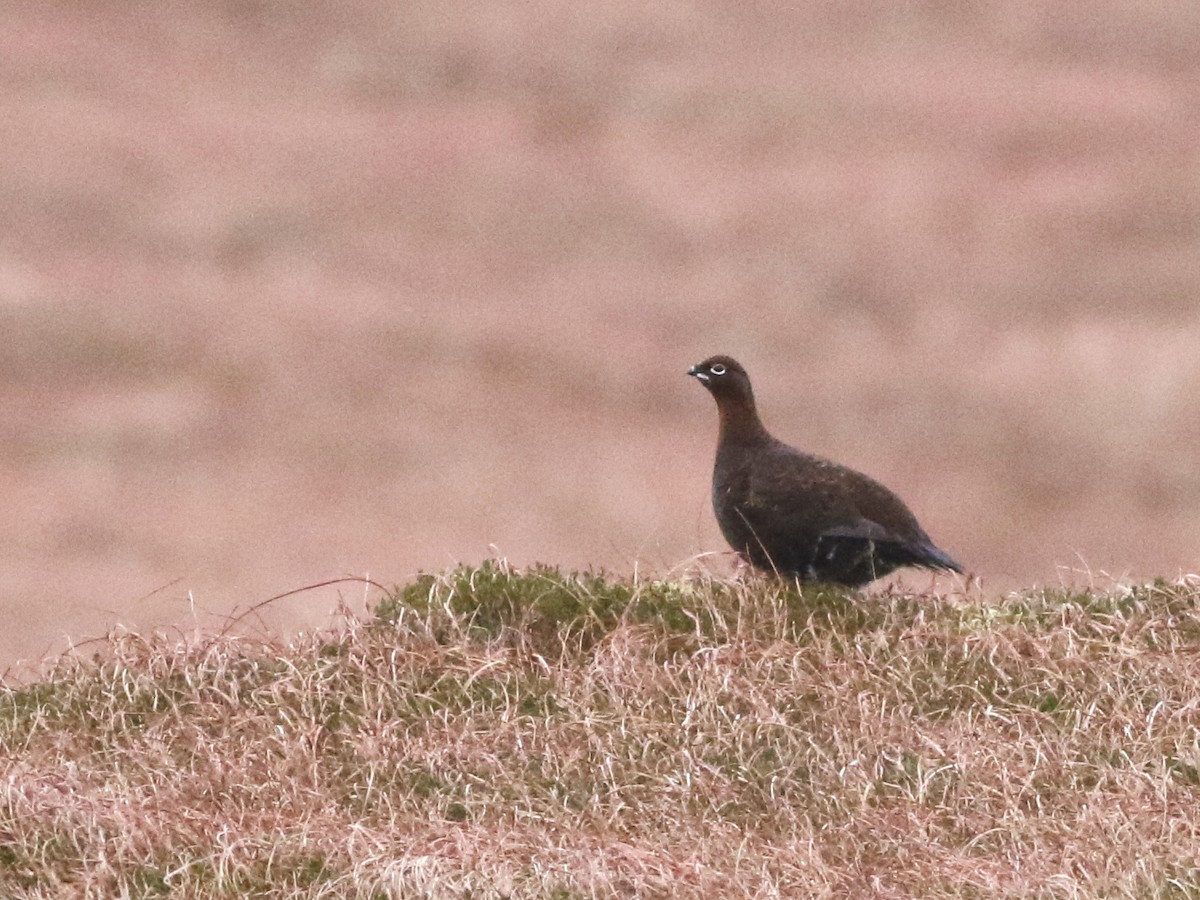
[687,355,754,404]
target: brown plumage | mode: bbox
[688,355,962,586]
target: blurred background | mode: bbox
[2,1,1199,669]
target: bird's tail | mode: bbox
[918,543,963,574]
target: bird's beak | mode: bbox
[687,365,709,383]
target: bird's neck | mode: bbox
[717,399,771,446]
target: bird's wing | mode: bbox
[730,444,959,578]
[743,445,925,541]
[819,519,898,543]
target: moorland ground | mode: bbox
[2,2,1200,667]
[4,564,1200,897]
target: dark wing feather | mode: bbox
[718,441,959,584]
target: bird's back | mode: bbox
[714,436,958,584]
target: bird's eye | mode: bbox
[710,363,726,376]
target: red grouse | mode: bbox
[688,355,962,586]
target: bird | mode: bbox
[687,355,962,586]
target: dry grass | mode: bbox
[4,562,1200,897]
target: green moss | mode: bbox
[127,865,171,897]
[1163,756,1200,786]
[0,681,65,737]
[374,562,884,661]
[376,561,721,656]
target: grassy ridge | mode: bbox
[3,563,1200,898]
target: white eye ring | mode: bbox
[710,363,726,376]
